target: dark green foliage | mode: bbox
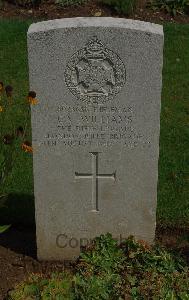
[0,91,31,189]
[121,236,189,298]
[0,194,10,231]
[55,0,88,7]
[0,224,11,233]
[9,273,75,299]
[13,0,41,7]
[78,233,125,272]
[74,233,124,299]
[0,194,7,209]
[9,234,189,299]
[0,89,28,233]
[148,0,189,15]
[157,24,189,227]
[101,0,136,15]
[0,20,34,202]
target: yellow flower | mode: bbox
[28,96,38,105]
[27,91,38,105]
[0,106,4,112]
[21,141,33,153]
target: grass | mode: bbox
[157,24,189,227]
[0,19,34,225]
[0,19,33,194]
[0,19,188,227]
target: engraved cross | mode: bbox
[75,152,116,212]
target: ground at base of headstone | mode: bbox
[0,0,189,24]
[0,225,189,299]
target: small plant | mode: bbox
[8,272,74,300]
[121,236,189,298]
[148,0,189,15]
[8,234,189,299]
[74,233,124,299]
[55,0,88,7]
[101,0,137,16]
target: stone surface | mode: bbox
[28,17,164,260]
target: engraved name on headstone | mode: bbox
[28,18,164,260]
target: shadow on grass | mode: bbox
[0,193,36,258]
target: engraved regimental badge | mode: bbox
[65,37,126,104]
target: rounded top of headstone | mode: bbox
[28,17,163,36]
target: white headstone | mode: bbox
[28,17,164,260]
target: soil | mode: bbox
[0,224,189,299]
[0,225,74,299]
[0,0,189,24]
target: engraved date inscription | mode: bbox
[41,104,150,149]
